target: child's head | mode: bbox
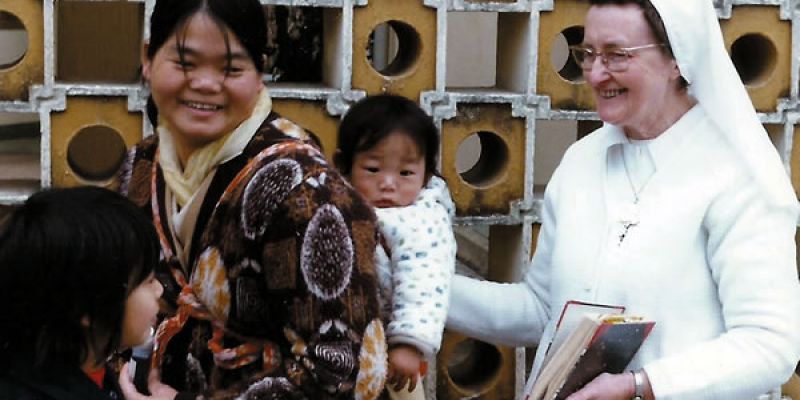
[0,187,162,370]
[335,94,440,208]
[142,0,267,147]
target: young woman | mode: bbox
[119,0,386,398]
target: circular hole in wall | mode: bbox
[0,12,29,69]
[730,33,776,87]
[456,131,508,188]
[67,125,127,182]
[551,26,584,83]
[368,20,421,77]
[446,339,503,393]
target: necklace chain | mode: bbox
[618,145,654,245]
[621,145,655,204]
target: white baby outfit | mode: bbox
[374,175,456,358]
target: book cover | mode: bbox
[525,302,654,400]
[554,319,655,399]
[541,301,626,368]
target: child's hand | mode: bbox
[119,362,178,400]
[387,344,424,392]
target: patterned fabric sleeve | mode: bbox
[376,176,456,357]
[193,140,387,399]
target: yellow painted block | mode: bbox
[488,224,525,281]
[56,1,144,83]
[796,228,800,278]
[782,373,800,400]
[272,98,340,161]
[50,97,143,188]
[720,5,791,112]
[785,124,800,199]
[0,0,44,101]
[436,330,517,400]
[537,0,594,110]
[530,222,541,261]
[441,103,526,216]
[352,0,436,100]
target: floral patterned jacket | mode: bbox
[119,112,387,399]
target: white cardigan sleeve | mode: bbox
[376,177,457,357]
[446,167,560,347]
[644,174,800,399]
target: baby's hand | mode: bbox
[387,344,424,392]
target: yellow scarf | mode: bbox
[158,88,272,207]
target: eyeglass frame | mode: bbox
[568,43,666,72]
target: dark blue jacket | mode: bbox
[0,364,121,400]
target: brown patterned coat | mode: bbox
[118,112,387,399]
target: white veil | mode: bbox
[648,0,797,209]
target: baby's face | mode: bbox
[350,131,426,208]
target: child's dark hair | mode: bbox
[145,0,268,126]
[0,187,160,370]
[335,94,440,178]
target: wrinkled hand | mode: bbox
[119,362,178,400]
[387,344,423,392]
[564,372,634,400]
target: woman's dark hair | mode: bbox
[0,187,160,370]
[145,0,268,126]
[335,94,440,180]
[588,0,688,89]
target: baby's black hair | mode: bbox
[335,94,440,179]
[0,187,160,370]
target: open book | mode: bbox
[525,301,655,400]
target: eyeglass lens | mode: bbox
[572,48,628,72]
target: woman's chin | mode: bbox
[169,119,228,143]
[596,110,622,126]
[177,129,228,148]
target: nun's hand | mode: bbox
[564,372,635,400]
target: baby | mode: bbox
[336,94,457,399]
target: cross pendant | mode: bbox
[619,221,638,245]
[618,201,641,245]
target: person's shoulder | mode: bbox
[239,127,376,228]
[242,115,325,167]
[0,374,36,400]
[415,176,455,219]
[566,125,614,154]
[552,124,616,172]
[684,114,745,180]
[249,111,324,152]
[267,113,313,142]
[129,133,159,160]
[376,185,454,239]
[117,134,158,201]
[0,382,45,400]
[0,369,83,400]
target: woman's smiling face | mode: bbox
[142,12,263,151]
[583,4,683,138]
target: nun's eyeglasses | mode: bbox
[569,44,665,72]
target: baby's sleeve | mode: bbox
[376,177,456,357]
